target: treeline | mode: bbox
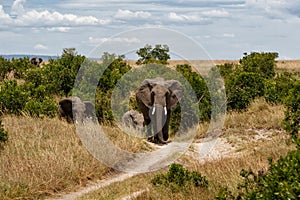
[0,47,300,134]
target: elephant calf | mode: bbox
[122,110,144,132]
[58,97,95,123]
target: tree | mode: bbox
[240,52,278,79]
[136,44,170,65]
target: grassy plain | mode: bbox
[0,60,299,199]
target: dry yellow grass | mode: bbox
[78,99,293,200]
[79,131,292,200]
[0,116,110,199]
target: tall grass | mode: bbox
[0,116,110,199]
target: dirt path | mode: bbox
[47,173,136,200]
[49,136,238,200]
[50,128,281,200]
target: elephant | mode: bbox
[136,77,184,144]
[58,97,86,123]
[122,110,144,131]
[30,57,43,67]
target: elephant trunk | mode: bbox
[152,104,167,144]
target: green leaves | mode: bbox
[151,163,208,192]
[282,81,300,140]
[136,44,170,65]
[240,52,278,79]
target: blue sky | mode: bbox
[1,0,300,59]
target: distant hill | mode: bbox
[0,54,58,61]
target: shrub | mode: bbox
[151,163,208,192]
[10,57,32,79]
[264,72,295,104]
[95,53,131,122]
[176,64,211,122]
[0,80,29,115]
[282,81,300,139]
[24,98,57,118]
[240,52,278,79]
[216,149,300,200]
[226,72,264,110]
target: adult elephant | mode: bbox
[122,110,144,131]
[136,78,184,144]
[30,57,43,67]
[58,97,85,123]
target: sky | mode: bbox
[1,0,300,60]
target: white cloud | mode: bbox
[47,27,71,32]
[16,10,108,26]
[88,36,141,45]
[11,0,26,16]
[114,9,152,19]
[0,0,110,27]
[34,44,48,50]
[202,9,230,17]
[167,12,205,22]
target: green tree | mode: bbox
[95,53,131,122]
[226,72,264,110]
[136,44,170,65]
[240,52,278,79]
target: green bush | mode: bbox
[0,80,29,115]
[240,52,278,79]
[24,98,57,118]
[151,163,208,192]
[282,81,300,139]
[216,149,300,200]
[10,57,32,79]
[226,72,264,110]
[176,64,211,122]
[264,72,295,104]
[95,53,131,122]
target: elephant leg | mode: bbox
[144,118,153,141]
[162,111,171,141]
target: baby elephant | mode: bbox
[122,110,144,131]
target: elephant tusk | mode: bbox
[152,107,156,115]
[164,107,167,116]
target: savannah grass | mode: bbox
[79,98,293,200]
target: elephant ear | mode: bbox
[136,79,155,108]
[167,80,184,109]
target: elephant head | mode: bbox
[122,110,144,131]
[30,57,43,67]
[136,78,184,144]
